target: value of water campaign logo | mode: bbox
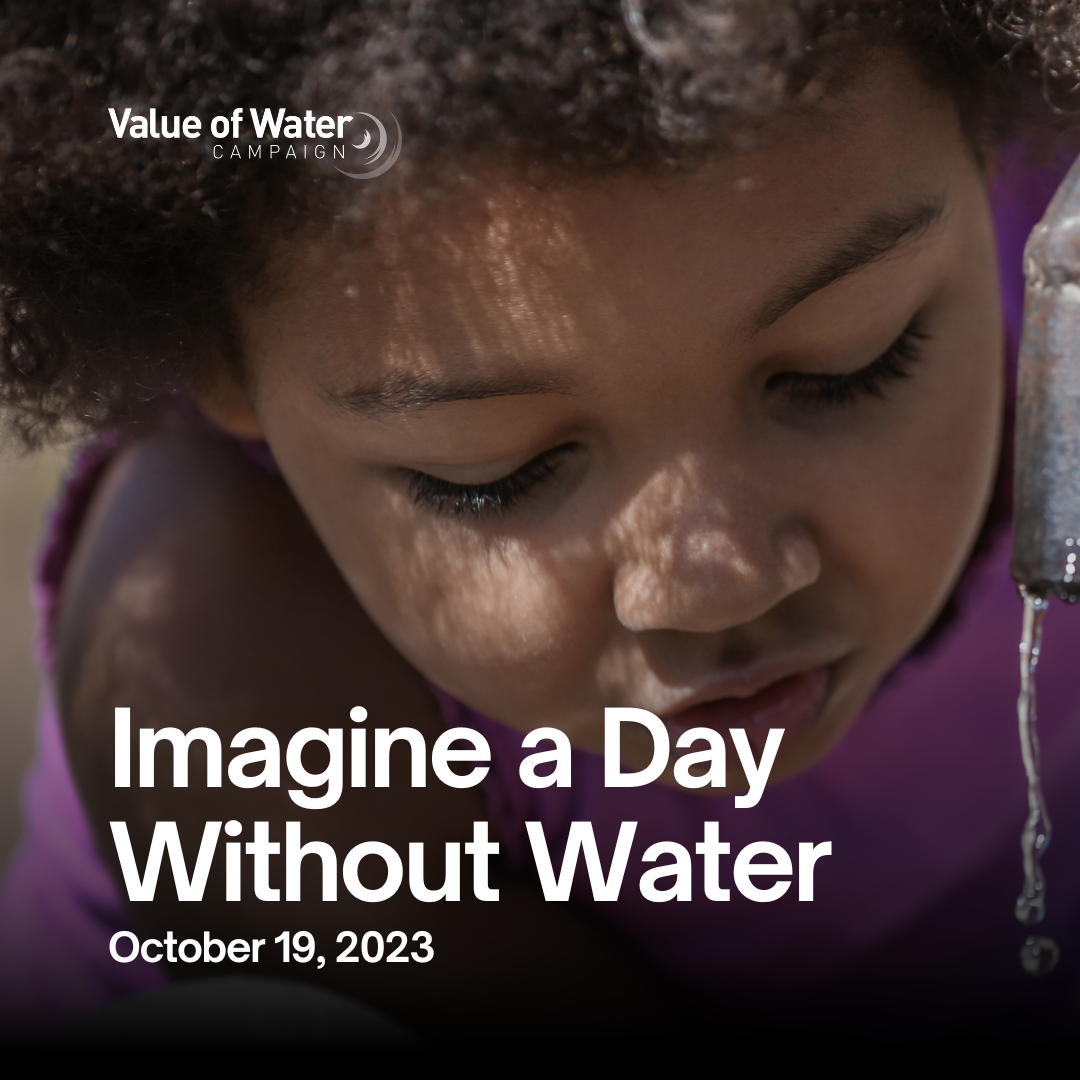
[333,111,402,179]
[107,106,402,179]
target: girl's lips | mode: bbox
[663,667,831,757]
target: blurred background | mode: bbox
[0,443,68,870]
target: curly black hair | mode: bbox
[0,0,1077,444]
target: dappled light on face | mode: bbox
[234,53,1003,790]
[609,452,821,635]
[358,175,626,395]
[378,510,584,667]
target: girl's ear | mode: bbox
[194,371,265,440]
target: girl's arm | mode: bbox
[55,428,677,1039]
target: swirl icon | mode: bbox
[335,112,402,180]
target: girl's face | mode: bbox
[229,53,1002,788]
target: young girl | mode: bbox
[2,0,1080,1042]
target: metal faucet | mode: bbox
[1012,152,1080,601]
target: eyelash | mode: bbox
[767,323,927,406]
[407,324,926,519]
[408,445,571,518]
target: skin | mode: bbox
[216,52,1002,785]
[58,52,1003,1031]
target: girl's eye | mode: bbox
[407,444,574,518]
[766,322,928,406]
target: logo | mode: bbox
[335,113,403,180]
[107,106,403,180]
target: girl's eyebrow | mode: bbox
[321,198,946,418]
[324,369,574,416]
[747,197,947,334]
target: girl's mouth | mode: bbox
[663,667,832,758]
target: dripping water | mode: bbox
[1015,586,1059,975]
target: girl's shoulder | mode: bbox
[54,426,452,798]
[10,424,678,1037]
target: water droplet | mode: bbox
[1016,891,1045,926]
[1020,935,1059,977]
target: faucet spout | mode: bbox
[1012,152,1080,601]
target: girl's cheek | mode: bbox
[789,374,1000,694]
[858,367,1000,654]
[346,515,609,717]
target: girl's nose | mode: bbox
[609,468,822,634]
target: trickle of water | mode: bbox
[1015,587,1059,975]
